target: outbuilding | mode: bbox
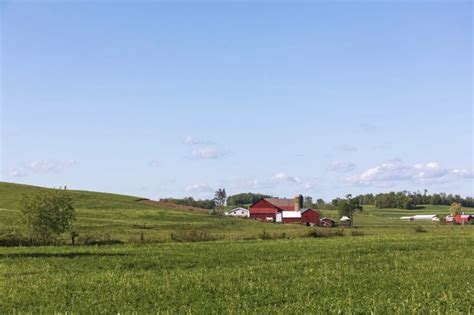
[453,214,472,224]
[320,217,335,228]
[225,207,249,218]
[276,211,302,223]
[301,208,320,225]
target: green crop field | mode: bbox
[0,182,473,313]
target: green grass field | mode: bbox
[0,182,473,313]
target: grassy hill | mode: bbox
[1,182,472,244]
[0,182,309,243]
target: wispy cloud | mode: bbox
[26,160,78,173]
[185,183,214,193]
[3,168,27,177]
[328,161,356,173]
[272,172,301,184]
[349,159,473,186]
[191,147,223,160]
[148,160,160,167]
[359,123,377,132]
[335,144,358,152]
[183,136,200,145]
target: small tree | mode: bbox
[21,189,76,244]
[449,202,462,216]
[211,188,227,215]
[337,194,362,226]
[304,196,313,209]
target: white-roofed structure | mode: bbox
[225,207,249,218]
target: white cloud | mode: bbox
[451,169,474,179]
[350,159,473,186]
[335,144,358,152]
[185,183,214,193]
[27,160,78,173]
[272,172,301,184]
[148,160,160,167]
[183,136,200,145]
[191,147,221,160]
[359,123,377,132]
[328,161,356,173]
[3,168,27,177]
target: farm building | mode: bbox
[301,208,320,225]
[320,217,335,227]
[453,214,473,224]
[400,214,439,221]
[276,211,302,223]
[249,195,304,221]
[249,196,321,225]
[225,207,249,218]
[339,216,352,227]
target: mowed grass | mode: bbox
[1,230,473,314]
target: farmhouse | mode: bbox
[225,207,249,218]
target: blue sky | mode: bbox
[1,1,472,200]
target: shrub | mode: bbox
[170,230,218,242]
[257,231,288,240]
[306,229,346,238]
[21,189,76,244]
[414,226,427,233]
[350,230,365,237]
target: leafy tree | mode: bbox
[337,194,362,225]
[227,193,271,206]
[449,202,462,216]
[21,189,76,244]
[304,196,313,209]
[211,188,227,215]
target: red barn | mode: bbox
[301,208,320,225]
[453,214,472,224]
[249,197,301,221]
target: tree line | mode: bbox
[313,191,474,210]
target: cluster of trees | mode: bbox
[227,193,272,206]
[354,191,473,209]
[159,197,215,209]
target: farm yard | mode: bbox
[0,182,473,313]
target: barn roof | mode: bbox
[300,208,317,213]
[264,198,295,209]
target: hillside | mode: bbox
[0,182,309,243]
[1,182,471,244]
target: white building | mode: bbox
[226,207,249,218]
[275,211,302,223]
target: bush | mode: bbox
[307,229,346,238]
[414,226,427,233]
[78,234,123,246]
[257,230,288,240]
[21,189,76,244]
[350,230,365,237]
[170,230,218,242]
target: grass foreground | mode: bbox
[1,230,473,314]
